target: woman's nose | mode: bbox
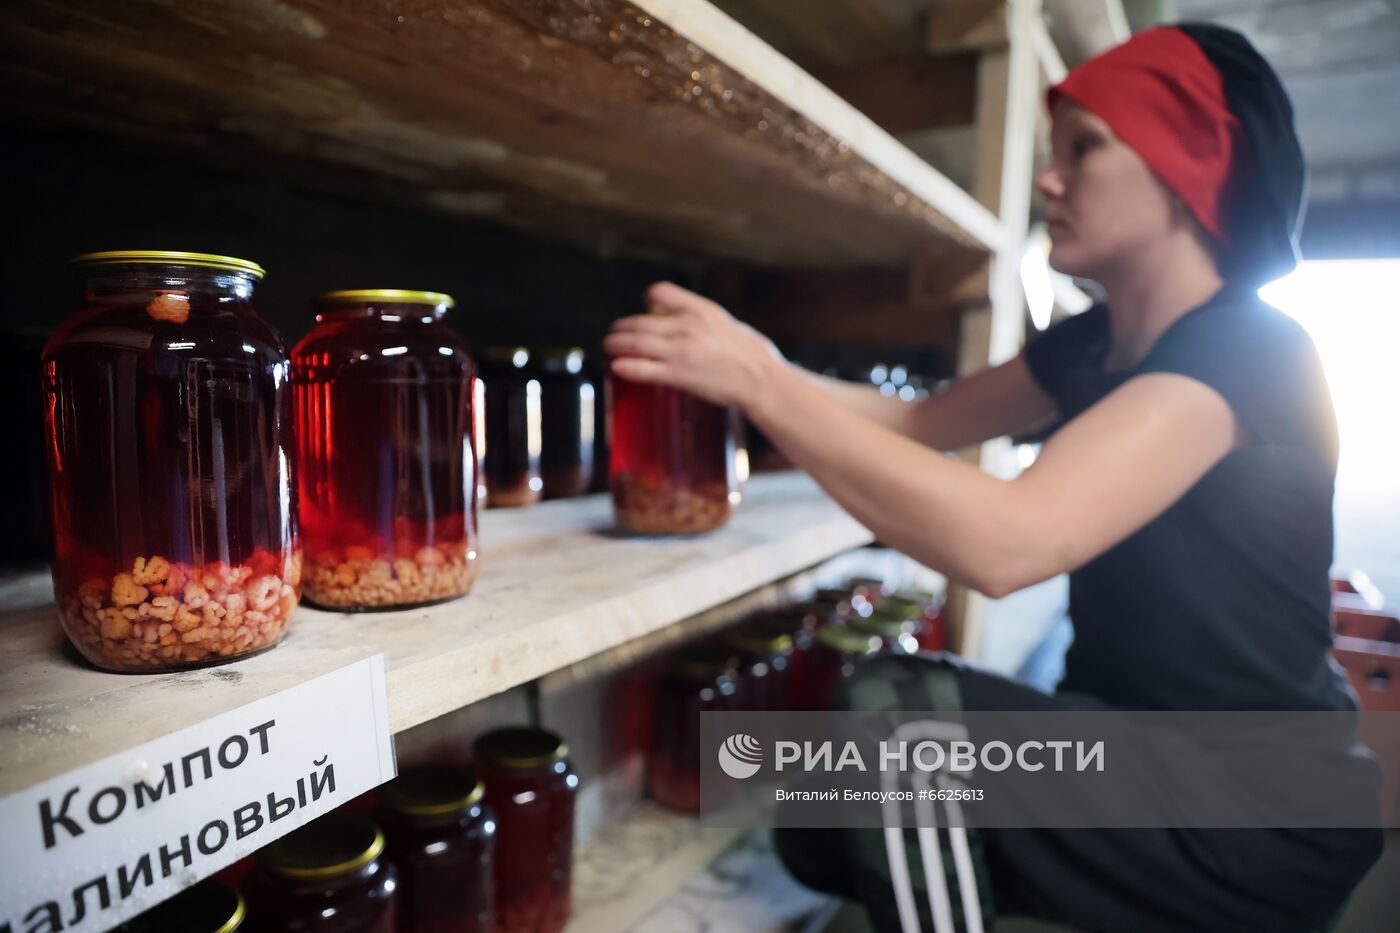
[1035,167,1063,200]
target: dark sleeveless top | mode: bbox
[1025,284,1353,712]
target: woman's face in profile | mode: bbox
[1036,98,1183,280]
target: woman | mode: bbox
[605,22,1383,933]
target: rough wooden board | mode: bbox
[567,801,748,933]
[0,0,997,267]
[0,472,872,798]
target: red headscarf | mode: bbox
[1048,26,1246,243]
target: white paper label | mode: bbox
[0,655,396,932]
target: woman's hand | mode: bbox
[603,282,785,410]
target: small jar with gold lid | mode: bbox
[292,289,479,611]
[649,645,740,812]
[723,627,795,710]
[379,765,496,933]
[474,728,578,933]
[244,812,397,932]
[117,877,245,932]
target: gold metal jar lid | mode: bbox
[318,289,454,308]
[724,629,795,657]
[850,611,920,639]
[380,765,486,816]
[815,625,883,655]
[667,644,742,680]
[256,812,385,881]
[474,727,569,771]
[71,250,265,279]
[119,878,245,933]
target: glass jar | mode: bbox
[741,607,823,709]
[607,363,737,534]
[42,251,298,673]
[847,577,888,602]
[245,812,397,933]
[117,877,244,932]
[649,645,739,812]
[379,765,496,933]
[586,356,610,495]
[722,629,794,711]
[790,626,883,711]
[850,609,925,656]
[474,728,577,933]
[812,587,874,623]
[878,589,945,652]
[478,348,542,508]
[292,290,479,611]
[536,348,596,499]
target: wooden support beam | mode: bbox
[926,0,1010,54]
[818,52,980,135]
[945,0,1045,660]
[1043,0,1130,65]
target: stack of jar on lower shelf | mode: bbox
[648,576,945,813]
[117,728,578,933]
[40,250,744,675]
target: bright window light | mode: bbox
[1259,258,1400,593]
[1021,237,1055,331]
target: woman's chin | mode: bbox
[1046,245,1093,280]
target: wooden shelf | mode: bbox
[567,803,834,932]
[0,0,999,268]
[0,472,870,798]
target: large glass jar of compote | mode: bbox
[478,348,542,508]
[292,289,479,611]
[42,251,298,672]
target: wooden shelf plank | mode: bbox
[0,0,998,267]
[0,472,870,799]
[568,804,837,932]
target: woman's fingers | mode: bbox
[610,314,685,338]
[602,331,674,361]
[610,355,671,384]
[646,281,723,318]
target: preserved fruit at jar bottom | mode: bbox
[44,251,298,672]
[61,551,300,671]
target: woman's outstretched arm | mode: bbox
[605,283,1237,597]
[799,355,1058,452]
